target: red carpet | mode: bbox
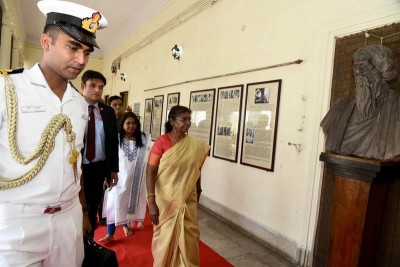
[94,215,233,267]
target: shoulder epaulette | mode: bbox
[0,68,24,75]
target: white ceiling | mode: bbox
[16,0,170,57]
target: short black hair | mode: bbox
[108,95,122,105]
[43,25,61,45]
[44,24,59,34]
[81,70,106,85]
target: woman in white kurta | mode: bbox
[99,112,150,243]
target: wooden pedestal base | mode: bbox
[313,152,400,267]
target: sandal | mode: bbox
[98,235,114,243]
[123,226,133,237]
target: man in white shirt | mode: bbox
[0,1,107,266]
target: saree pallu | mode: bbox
[152,135,209,267]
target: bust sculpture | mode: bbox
[321,44,400,161]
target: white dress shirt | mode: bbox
[0,64,87,205]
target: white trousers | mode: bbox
[0,198,84,267]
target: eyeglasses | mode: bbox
[175,117,192,123]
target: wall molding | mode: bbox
[200,195,309,266]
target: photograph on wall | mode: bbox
[132,102,140,115]
[188,89,216,148]
[143,98,153,134]
[151,95,164,141]
[166,92,180,120]
[212,85,243,162]
[240,80,282,171]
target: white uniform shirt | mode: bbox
[0,64,87,205]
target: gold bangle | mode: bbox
[147,193,156,198]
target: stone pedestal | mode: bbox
[313,152,400,267]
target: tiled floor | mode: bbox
[199,207,295,267]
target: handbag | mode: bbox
[82,234,118,267]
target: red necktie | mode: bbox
[86,105,96,161]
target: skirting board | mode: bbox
[200,195,311,266]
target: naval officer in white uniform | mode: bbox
[0,1,107,266]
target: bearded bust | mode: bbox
[321,44,400,161]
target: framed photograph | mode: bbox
[166,92,180,120]
[212,85,243,162]
[143,98,153,134]
[132,102,140,115]
[151,95,164,141]
[188,89,216,148]
[240,79,282,171]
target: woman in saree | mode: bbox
[146,105,210,266]
[99,112,151,243]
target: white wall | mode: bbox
[100,0,400,264]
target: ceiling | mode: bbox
[15,0,170,57]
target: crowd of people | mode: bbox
[0,2,210,266]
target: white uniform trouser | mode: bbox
[0,197,84,267]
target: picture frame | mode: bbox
[151,95,164,141]
[240,79,282,171]
[188,89,216,149]
[143,98,153,134]
[212,85,243,162]
[166,92,180,120]
[132,102,140,115]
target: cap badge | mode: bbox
[81,12,102,33]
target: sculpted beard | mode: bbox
[354,69,385,118]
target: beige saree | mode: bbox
[152,135,209,267]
